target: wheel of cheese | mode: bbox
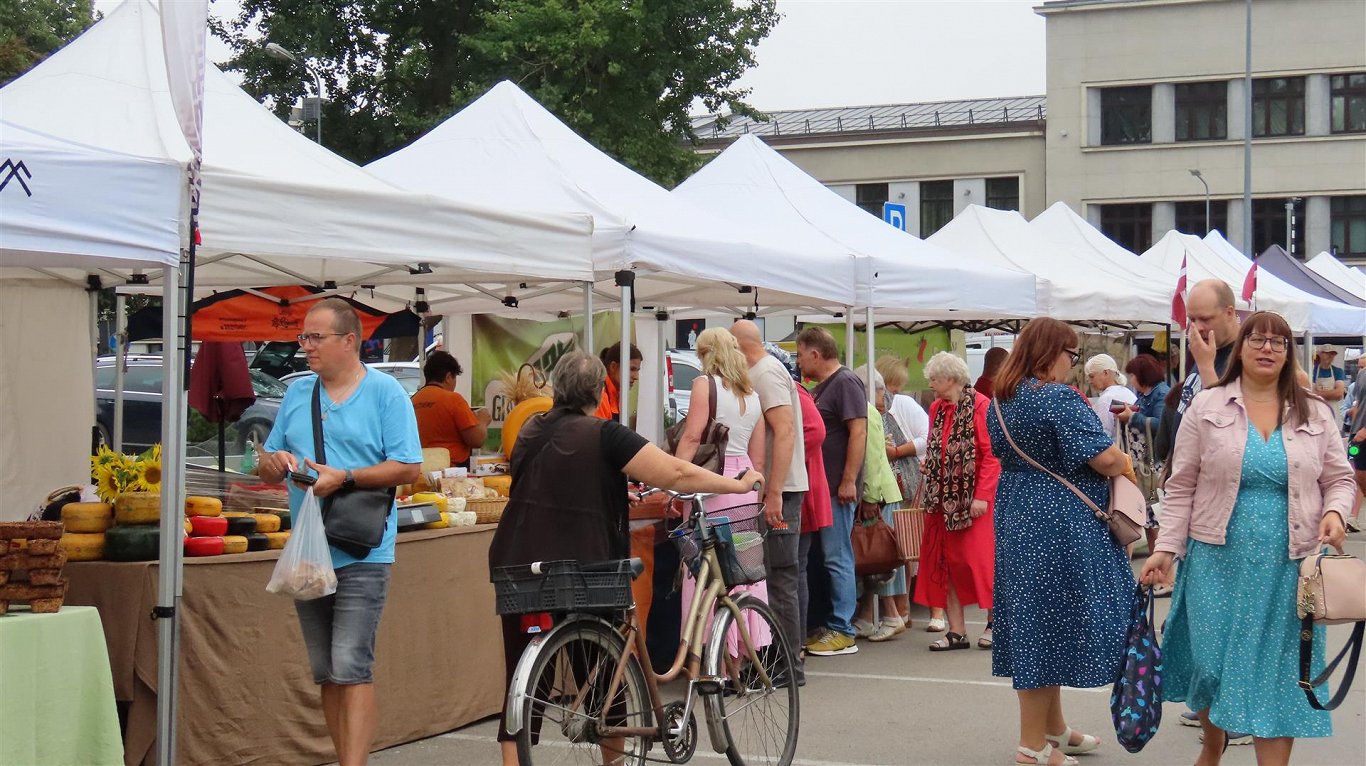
[225,516,257,536]
[189,516,229,537]
[275,510,292,531]
[412,492,448,513]
[502,396,553,457]
[249,513,281,533]
[184,536,225,557]
[264,531,290,550]
[114,492,160,525]
[245,533,270,552]
[104,524,160,561]
[184,496,223,517]
[221,535,249,554]
[221,511,250,519]
[482,475,512,498]
[62,502,114,533]
[422,511,453,530]
[60,532,106,561]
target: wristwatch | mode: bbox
[341,469,356,491]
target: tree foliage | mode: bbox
[0,0,95,87]
[213,0,777,185]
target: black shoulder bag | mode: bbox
[312,380,396,559]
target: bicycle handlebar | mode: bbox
[634,471,761,503]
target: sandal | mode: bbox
[925,616,947,632]
[928,631,969,651]
[977,621,993,649]
[1045,726,1099,755]
[1016,743,1078,766]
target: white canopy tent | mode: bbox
[672,135,1038,325]
[1306,252,1366,298]
[366,80,859,315]
[929,204,1171,325]
[1141,231,1365,335]
[1030,201,1176,288]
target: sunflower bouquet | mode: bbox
[90,444,163,504]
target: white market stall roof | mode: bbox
[0,0,594,289]
[928,204,1171,325]
[1030,202,1176,288]
[672,135,1037,323]
[366,81,859,313]
[1306,252,1366,298]
[1141,231,1365,335]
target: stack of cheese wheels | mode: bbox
[60,502,114,561]
[106,493,161,561]
[183,496,227,557]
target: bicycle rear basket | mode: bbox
[707,503,768,588]
[491,559,635,615]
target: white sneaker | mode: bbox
[926,616,947,632]
[868,621,901,642]
[852,618,878,638]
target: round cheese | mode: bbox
[249,513,281,533]
[185,496,223,517]
[245,533,270,552]
[62,502,114,533]
[60,532,106,561]
[221,535,249,554]
[105,524,160,561]
[264,531,290,550]
[114,492,160,525]
[422,512,453,530]
[184,536,225,557]
[189,516,229,537]
[225,516,258,536]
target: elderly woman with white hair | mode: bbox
[1084,353,1136,442]
[913,352,1000,651]
[850,365,909,641]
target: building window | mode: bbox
[985,177,1020,211]
[855,183,889,217]
[1331,196,1366,258]
[1251,198,1305,257]
[1174,200,1228,236]
[1330,73,1366,133]
[919,181,954,238]
[1175,81,1227,141]
[1251,77,1305,137]
[1100,86,1152,145]
[1098,203,1153,254]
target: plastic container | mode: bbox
[491,559,635,615]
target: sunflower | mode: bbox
[131,445,163,494]
[92,461,122,504]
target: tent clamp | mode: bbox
[502,295,519,308]
[150,605,175,620]
[409,263,433,276]
[323,280,337,290]
[128,272,150,285]
[86,274,103,292]
[655,310,669,321]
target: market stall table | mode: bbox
[0,605,124,765]
[65,525,503,766]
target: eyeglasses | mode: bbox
[296,332,347,347]
[1065,349,1081,367]
[1246,334,1289,352]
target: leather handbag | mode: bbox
[1110,584,1163,753]
[1296,551,1366,711]
[852,515,902,578]
[311,381,395,559]
[665,374,730,474]
[992,397,1146,547]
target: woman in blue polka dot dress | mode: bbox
[986,318,1139,766]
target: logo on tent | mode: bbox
[0,159,32,197]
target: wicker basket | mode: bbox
[467,497,508,525]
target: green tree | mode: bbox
[0,0,95,87]
[213,0,777,185]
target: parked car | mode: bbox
[279,362,424,396]
[94,355,287,453]
[666,349,702,422]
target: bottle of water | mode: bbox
[241,439,257,474]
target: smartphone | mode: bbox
[1109,402,1130,414]
[289,471,317,486]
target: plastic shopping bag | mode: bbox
[266,488,337,600]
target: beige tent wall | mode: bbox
[0,279,94,519]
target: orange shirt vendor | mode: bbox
[593,341,642,422]
[410,351,491,467]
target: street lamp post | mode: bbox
[264,42,322,145]
[1189,169,1210,234]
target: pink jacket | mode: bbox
[1156,377,1356,560]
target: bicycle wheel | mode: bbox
[515,618,652,766]
[702,594,800,766]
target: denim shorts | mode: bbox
[294,562,392,685]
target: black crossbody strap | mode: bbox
[311,380,328,466]
[1299,617,1364,711]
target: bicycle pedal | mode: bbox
[695,676,726,695]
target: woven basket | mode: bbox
[467,497,508,525]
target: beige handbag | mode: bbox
[1296,551,1366,711]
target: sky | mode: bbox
[96,0,1047,112]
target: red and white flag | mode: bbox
[1241,259,1258,303]
[159,0,209,211]
[1171,253,1188,326]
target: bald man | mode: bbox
[731,320,808,677]
[1178,279,1242,416]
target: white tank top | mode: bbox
[708,374,761,457]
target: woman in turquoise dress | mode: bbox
[1144,311,1355,766]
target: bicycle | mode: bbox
[491,486,800,765]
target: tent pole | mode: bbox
[865,306,876,404]
[656,311,667,444]
[844,312,855,368]
[416,288,428,366]
[156,264,186,766]
[1303,332,1314,373]
[114,293,127,453]
[582,281,594,351]
[616,272,635,427]
[1179,331,1187,382]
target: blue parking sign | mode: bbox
[882,202,907,231]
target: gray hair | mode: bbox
[852,364,886,392]
[923,351,971,386]
[550,351,606,412]
[1085,353,1128,387]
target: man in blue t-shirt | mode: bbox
[1311,347,1346,404]
[260,298,422,765]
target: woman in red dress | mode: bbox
[914,351,1001,651]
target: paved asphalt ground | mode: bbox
[362,534,1365,765]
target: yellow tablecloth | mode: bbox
[0,605,124,766]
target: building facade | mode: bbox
[692,0,1366,265]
